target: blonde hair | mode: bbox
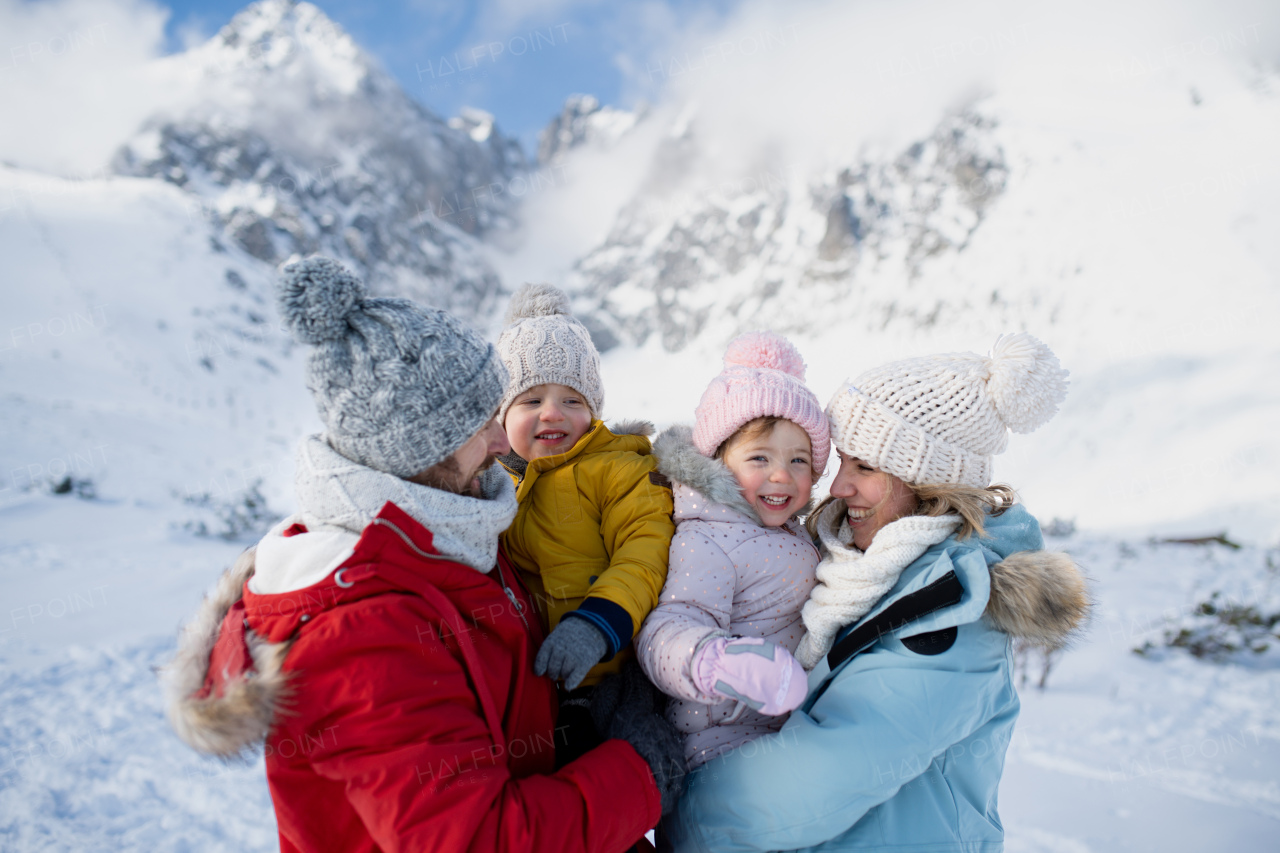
[713,416,788,460]
[805,474,1016,542]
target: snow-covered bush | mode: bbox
[49,475,97,500]
[179,479,280,542]
[1135,548,1280,665]
[1042,517,1075,538]
[1135,591,1280,662]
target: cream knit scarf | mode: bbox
[794,500,960,668]
[294,434,518,573]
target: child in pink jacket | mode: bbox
[636,331,830,768]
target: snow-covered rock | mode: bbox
[569,109,1007,350]
[537,94,645,166]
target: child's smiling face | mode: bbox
[721,420,814,527]
[503,383,594,461]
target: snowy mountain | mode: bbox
[570,109,1008,351]
[111,0,526,319]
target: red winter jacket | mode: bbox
[166,501,660,852]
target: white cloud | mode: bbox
[627,0,1280,175]
[0,0,187,175]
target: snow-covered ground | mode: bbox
[3,490,1277,850]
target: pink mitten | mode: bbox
[692,636,808,716]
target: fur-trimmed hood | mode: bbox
[162,501,524,760]
[653,424,771,526]
[806,498,1089,652]
[986,549,1089,647]
[161,547,289,759]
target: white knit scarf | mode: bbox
[794,500,960,668]
[293,434,518,573]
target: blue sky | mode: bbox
[158,0,739,154]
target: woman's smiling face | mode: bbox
[828,451,920,550]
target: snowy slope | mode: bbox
[0,166,295,848]
[1000,536,1280,852]
[0,164,314,515]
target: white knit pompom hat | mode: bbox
[496,283,604,422]
[827,333,1069,487]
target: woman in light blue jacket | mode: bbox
[664,334,1090,853]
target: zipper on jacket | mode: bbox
[494,557,530,630]
[372,516,530,630]
[371,517,451,562]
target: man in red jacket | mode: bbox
[163,258,682,852]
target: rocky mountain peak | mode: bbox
[537,94,644,165]
[110,0,528,322]
[190,0,373,94]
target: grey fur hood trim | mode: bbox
[610,419,655,438]
[160,549,290,759]
[987,550,1091,649]
[653,425,762,525]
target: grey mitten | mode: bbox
[591,662,687,815]
[534,616,608,690]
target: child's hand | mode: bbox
[692,636,808,716]
[534,616,608,690]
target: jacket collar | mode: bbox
[245,501,488,643]
[653,424,764,525]
[508,419,654,494]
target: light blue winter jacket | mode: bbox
[665,504,1087,853]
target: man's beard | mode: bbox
[413,454,498,497]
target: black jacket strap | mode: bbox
[826,570,966,670]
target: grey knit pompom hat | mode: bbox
[495,283,603,422]
[278,257,507,478]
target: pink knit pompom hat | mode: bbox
[692,331,831,474]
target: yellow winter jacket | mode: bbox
[501,420,674,685]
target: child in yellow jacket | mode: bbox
[496,284,674,708]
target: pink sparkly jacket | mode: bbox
[636,426,820,768]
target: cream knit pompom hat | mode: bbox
[496,283,604,422]
[827,332,1068,487]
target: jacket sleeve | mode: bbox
[635,526,736,705]
[576,453,675,651]
[666,558,1009,851]
[281,599,661,853]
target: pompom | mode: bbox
[985,332,1069,433]
[723,331,806,379]
[505,283,571,326]
[277,257,364,345]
